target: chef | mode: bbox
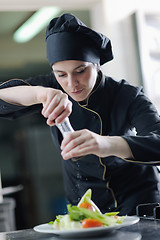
[0,13,160,215]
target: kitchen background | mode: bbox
[0,0,160,230]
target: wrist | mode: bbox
[106,136,133,159]
[35,86,47,104]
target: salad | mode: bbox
[49,189,125,230]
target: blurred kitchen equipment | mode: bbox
[2,184,23,196]
[136,202,160,220]
[0,198,16,232]
[0,172,3,204]
[0,170,23,232]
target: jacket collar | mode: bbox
[78,70,104,107]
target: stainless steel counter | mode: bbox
[0,218,160,240]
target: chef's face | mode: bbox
[52,60,98,102]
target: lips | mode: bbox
[71,89,84,95]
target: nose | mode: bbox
[67,75,78,88]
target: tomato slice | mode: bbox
[81,219,103,228]
[79,202,96,212]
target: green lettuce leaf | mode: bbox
[67,205,124,226]
[77,189,101,213]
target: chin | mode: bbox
[73,95,87,102]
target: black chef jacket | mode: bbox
[0,71,160,215]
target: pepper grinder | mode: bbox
[55,117,74,137]
[55,117,79,161]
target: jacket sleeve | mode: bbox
[121,85,160,163]
[0,72,58,119]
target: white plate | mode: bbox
[33,216,139,238]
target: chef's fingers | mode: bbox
[46,118,55,126]
[49,101,72,124]
[61,129,92,158]
[42,91,63,118]
[61,130,85,150]
[46,102,72,126]
[41,89,59,115]
[42,90,72,123]
[62,142,93,160]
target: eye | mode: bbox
[56,72,67,78]
[77,67,86,74]
[58,73,66,77]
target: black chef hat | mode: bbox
[46,13,113,66]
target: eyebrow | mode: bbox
[53,64,86,73]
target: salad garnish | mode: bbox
[49,189,125,230]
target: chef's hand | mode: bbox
[40,88,72,126]
[60,129,133,160]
